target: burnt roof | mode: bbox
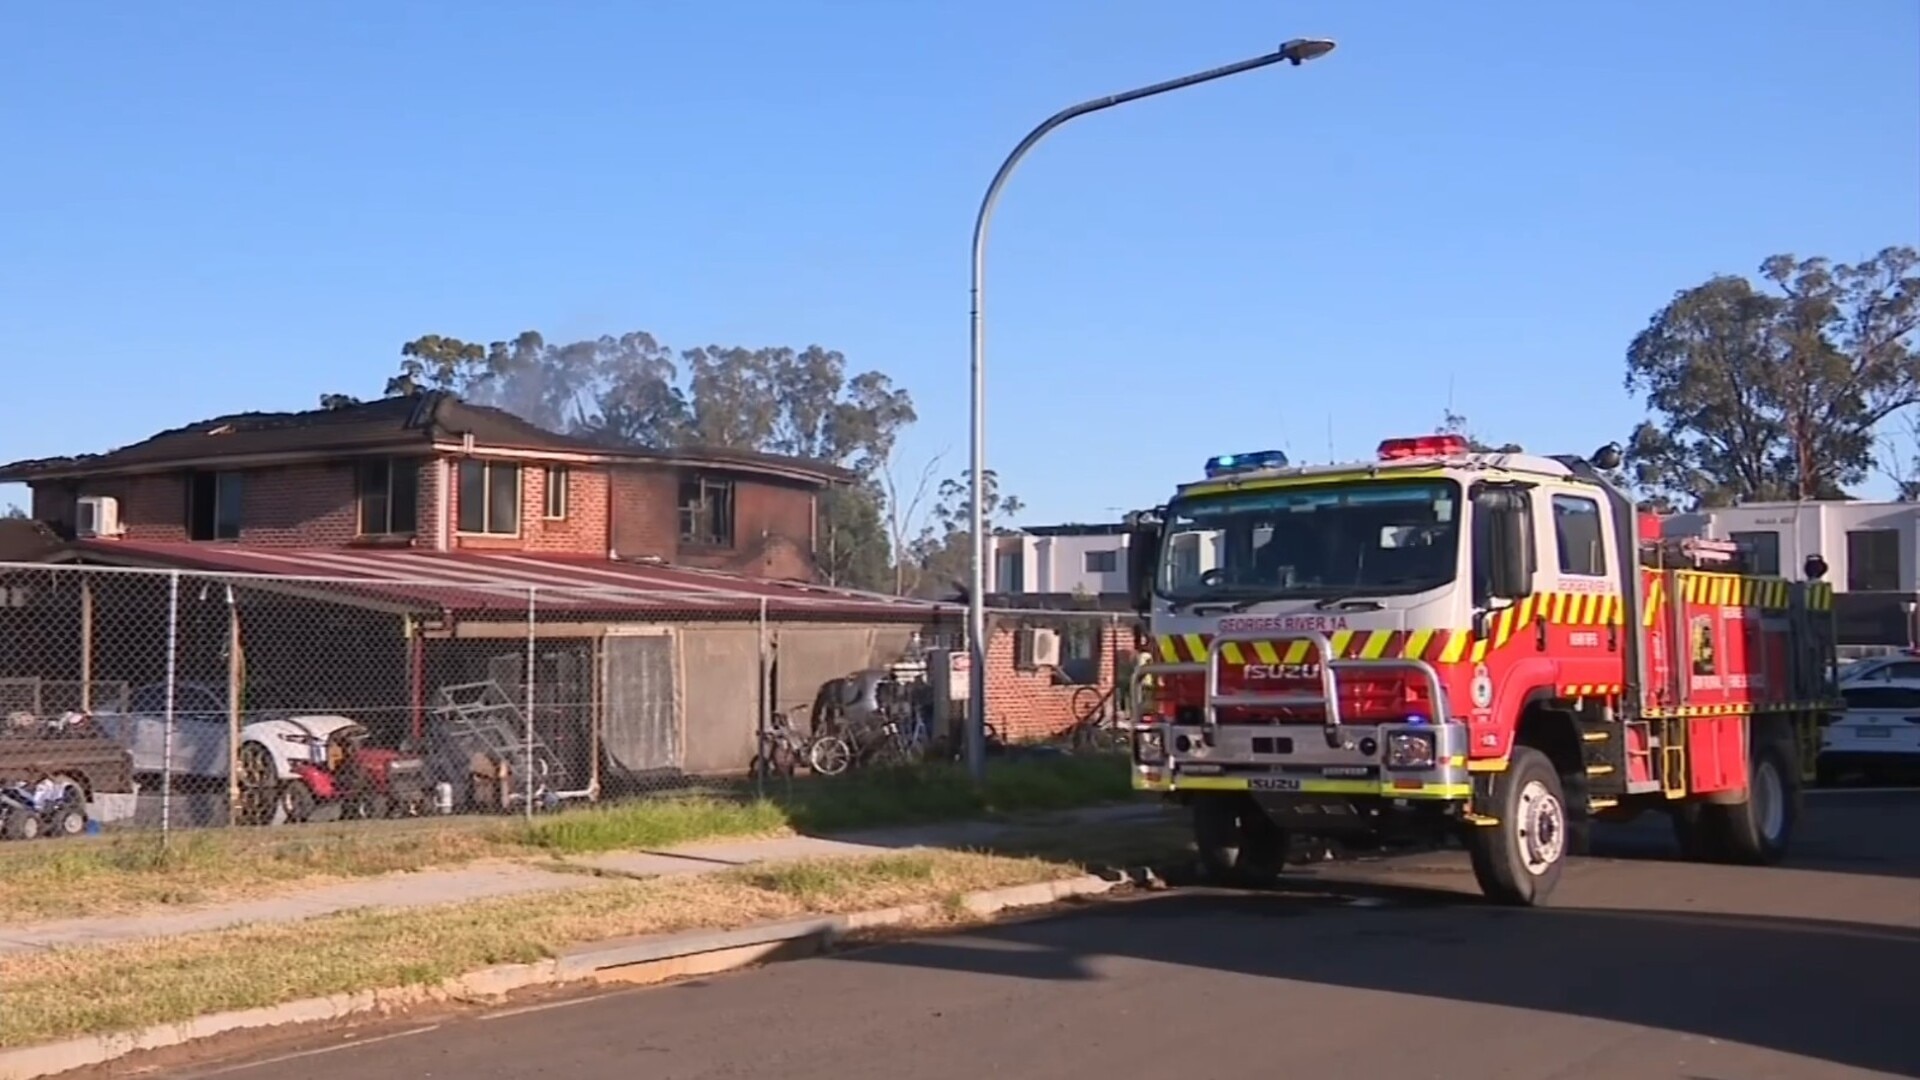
[0,519,63,562]
[0,392,852,485]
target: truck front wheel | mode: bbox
[1467,746,1568,906]
[1191,794,1286,887]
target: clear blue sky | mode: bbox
[3,0,1916,527]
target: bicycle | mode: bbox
[1066,684,1129,752]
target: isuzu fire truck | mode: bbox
[1119,433,1839,906]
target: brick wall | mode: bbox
[31,453,820,582]
[979,614,1141,743]
[53,461,405,547]
[609,465,679,562]
[448,460,608,556]
[611,464,820,581]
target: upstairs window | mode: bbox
[1729,529,1781,576]
[458,460,520,535]
[678,475,735,547]
[356,458,419,535]
[1847,528,1900,591]
[544,466,569,519]
[186,470,244,541]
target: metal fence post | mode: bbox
[756,597,769,801]
[525,586,537,822]
[161,569,180,845]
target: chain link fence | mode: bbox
[0,561,1139,838]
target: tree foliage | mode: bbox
[359,329,951,593]
[1436,409,1522,454]
[905,469,1027,599]
[2,504,26,520]
[1624,247,1920,508]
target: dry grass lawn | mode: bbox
[0,849,1089,1049]
[0,755,1132,922]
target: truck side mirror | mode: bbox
[1125,520,1162,614]
[1473,487,1535,602]
[1490,504,1535,599]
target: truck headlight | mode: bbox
[1385,730,1436,770]
[1134,728,1165,765]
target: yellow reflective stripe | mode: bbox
[1403,628,1433,659]
[1252,640,1281,664]
[1359,630,1394,659]
[1179,467,1452,497]
[1169,775,1472,798]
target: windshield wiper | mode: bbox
[1313,594,1385,611]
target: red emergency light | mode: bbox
[1377,434,1470,460]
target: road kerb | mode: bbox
[0,873,1123,1080]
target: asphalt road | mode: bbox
[158,789,1920,1080]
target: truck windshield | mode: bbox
[1156,479,1463,603]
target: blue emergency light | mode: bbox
[1204,449,1289,477]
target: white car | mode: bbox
[1837,653,1920,686]
[1819,680,1920,785]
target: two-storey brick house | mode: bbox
[0,393,847,579]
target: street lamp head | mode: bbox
[1278,38,1337,66]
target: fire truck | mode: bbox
[1119,433,1839,906]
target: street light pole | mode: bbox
[965,38,1338,782]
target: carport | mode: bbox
[2,542,957,804]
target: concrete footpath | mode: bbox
[0,804,1165,956]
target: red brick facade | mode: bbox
[28,453,821,581]
[610,464,818,581]
[980,614,1142,743]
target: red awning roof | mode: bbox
[55,541,949,621]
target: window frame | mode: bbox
[356,457,420,537]
[456,459,522,536]
[677,474,736,548]
[1846,528,1901,592]
[1728,529,1781,577]
[1550,492,1608,578]
[186,469,244,541]
[1084,549,1118,574]
[543,465,569,520]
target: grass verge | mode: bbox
[0,753,1135,921]
[0,847,1114,1049]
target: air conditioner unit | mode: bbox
[1018,627,1062,669]
[76,495,124,538]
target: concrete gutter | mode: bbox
[0,873,1126,1080]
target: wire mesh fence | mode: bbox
[0,561,1141,838]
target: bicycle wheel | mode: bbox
[1070,685,1106,723]
[808,735,853,776]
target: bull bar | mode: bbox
[1128,629,1452,751]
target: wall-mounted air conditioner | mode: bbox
[76,495,124,538]
[1017,626,1061,669]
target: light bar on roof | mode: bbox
[1377,434,1470,460]
[1204,449,1289,477]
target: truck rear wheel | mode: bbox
[1696,737,1800,865]
[1467,746,1568,906]
[1191,794,1286,886]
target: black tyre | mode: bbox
[1467,746,1569,906]
[2,807,37,840]
[1704,736,1800,865]
[1191,795,1287,887]
[51,803,87,837]
[1670,801,1726,861]
[281,780,317,824]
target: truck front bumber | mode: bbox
[1131,718,1473,799]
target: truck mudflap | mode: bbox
[1126,629,1471,802]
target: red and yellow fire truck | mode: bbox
[1120,433,1839,906]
